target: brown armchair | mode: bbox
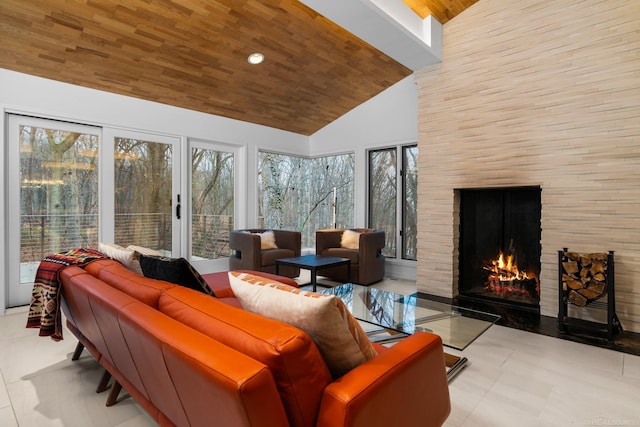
[315,228,385,285]
[229,229,301,278]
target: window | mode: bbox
[368,145,418,260]
[190,146,234,260]
[258,151,355,248]
[402,145,418,260]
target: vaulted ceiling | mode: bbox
[0,0,477,135]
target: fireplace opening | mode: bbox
[458,186,541,308]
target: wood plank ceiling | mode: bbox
[403,0,478,24]
[0,0,476,135]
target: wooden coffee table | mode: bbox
[275,254,350,292]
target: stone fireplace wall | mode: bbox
[415,0,640,332]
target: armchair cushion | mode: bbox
[340,229,360,249]
[229,271,377,378]
[324,247,359,264]
[261,248,295,266]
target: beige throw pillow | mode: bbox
[340,229,360,250]
[228,271,377,378]
[258,230,278,250]
[126,245,164,257]
[98,242,143,274]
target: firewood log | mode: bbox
[562,251,609,307]
[590,261,605,275]
[563,261,579,274]
[568,290,588,307]
[588,280,606,292]
[577,288,601,300]
[565,252,581,261]
[565,278,583,290]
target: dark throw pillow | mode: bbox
[139,255,214,296]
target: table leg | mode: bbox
[310,267,317,292]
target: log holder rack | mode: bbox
[558,248,623,341]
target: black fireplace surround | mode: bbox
[458,186,542,308]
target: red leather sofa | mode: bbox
[59,258,451,427]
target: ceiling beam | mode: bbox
[299,0,442,70]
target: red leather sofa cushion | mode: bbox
[159,286,332,427]
[84,259,173,307]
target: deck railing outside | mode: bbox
[20,213,233,263]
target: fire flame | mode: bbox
[484,251,533,282]
[482,251,540,299]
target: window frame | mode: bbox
[367,143,418,261]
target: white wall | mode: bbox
[310,75,418,156]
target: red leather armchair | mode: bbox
[229,229,301,278]
[316,228,385,285]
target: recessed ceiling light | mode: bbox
[247,52,264,65]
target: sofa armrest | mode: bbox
[316,332,450,427]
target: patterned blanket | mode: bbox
[26,248,107,341]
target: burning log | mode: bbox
[486,278,539,296]
[561,251,608,307]
[483,251,540,299]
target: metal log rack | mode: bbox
[558,248,623,341]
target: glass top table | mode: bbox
[322,283,501,350]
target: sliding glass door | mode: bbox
[7,115,100,306]
[110,133,180,255]
[97,128,182,256]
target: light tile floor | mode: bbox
[2,276,639,426]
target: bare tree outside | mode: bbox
[403,146,418,260]
[369,148,397,257]
[191,147,234,259]
[114,138,172,253]
[258,152,355,248]
[19,125,99,278]
[368,145,418,260]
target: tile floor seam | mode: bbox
[0,369,8,409]
[0,369,18,427]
